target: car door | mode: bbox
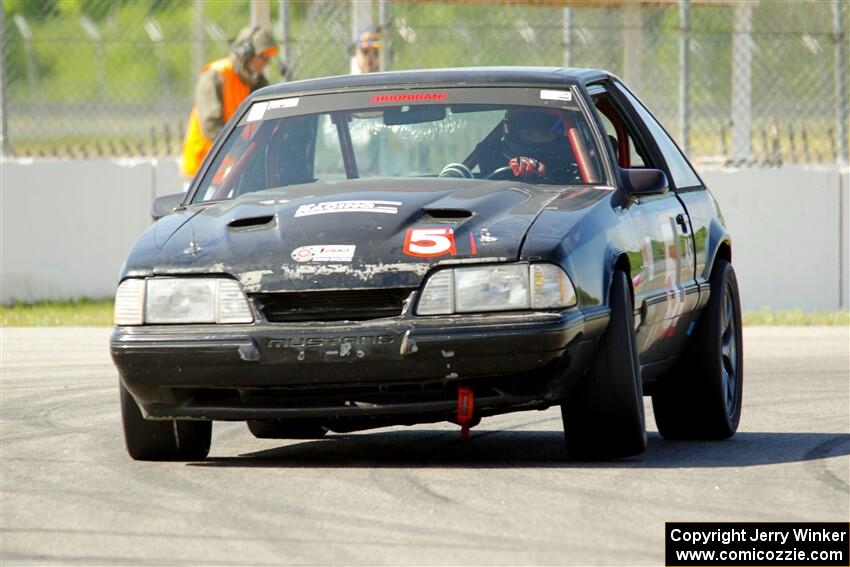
[588,83,696,373]
[612,79,715,307]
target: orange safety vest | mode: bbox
[181,57,251,177]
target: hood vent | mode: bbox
[228,215,275,230]
[422,208,473,222]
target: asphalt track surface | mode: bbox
[1,326,848,565]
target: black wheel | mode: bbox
[652,258,743,440]
[120,384,211,461]
[247,420,328,439]
[562,269,647,460]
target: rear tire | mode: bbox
[651,259,743,440]
[120,384,211,461]
[562,269,647,460]
[247,420,328,439]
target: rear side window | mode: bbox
[592,92,651,169]
[615,82,702,190]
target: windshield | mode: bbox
[192,87,605,204]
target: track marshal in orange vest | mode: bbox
[181,26,279,179]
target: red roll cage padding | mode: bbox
[558,112,600,183]
[566,127,592,183]
[595,97,631,168]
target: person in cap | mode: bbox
[180,26,279,179]
[351,26,381,75]
[476,108,578,182]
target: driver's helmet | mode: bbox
[503,107,567,159]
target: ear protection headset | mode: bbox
[232,26,260,61]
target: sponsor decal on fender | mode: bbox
[291,245,356,263]
[403,228,456,258]
[294,200,401,218]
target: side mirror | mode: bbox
[619,168,669,196]
[151,192,185,221]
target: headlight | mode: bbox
[455,265,528,313]
[416,263,576,315]
[114,278,253,325]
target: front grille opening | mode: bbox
[254,288,416,323]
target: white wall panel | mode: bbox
[1,159,154,303]
[703,166,848,311]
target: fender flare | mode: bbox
[698,218,733,309]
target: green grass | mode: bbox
[1,300,848,327]
[0,299,114,327]
[742,308,850,327]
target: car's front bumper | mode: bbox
[110,308,608,423]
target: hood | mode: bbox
[153,178,589,292]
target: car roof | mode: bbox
[252,66,611,100]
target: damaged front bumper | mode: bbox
[110,307,609,423]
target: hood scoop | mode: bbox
[422,208,474,222]
[228,215,276,230]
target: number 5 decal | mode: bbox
[404,228,457,258]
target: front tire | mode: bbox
[120,384,211,461]
[651,258,743,440]
[562,269,647,460]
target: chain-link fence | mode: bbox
[1,0,847,166]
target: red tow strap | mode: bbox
[457,386,475,440]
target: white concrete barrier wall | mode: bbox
[1,159,847,311]
[703,167,849,312]
[1,159,184,304]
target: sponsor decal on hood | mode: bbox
[291,245,356,263]
[294,200,401,218]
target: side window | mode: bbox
[591,91,650,169]
[615,82,702,189]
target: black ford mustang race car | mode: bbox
[111,67,743,461]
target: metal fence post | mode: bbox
[278,0,291,81]
[0,1,9,157]
[622,4,643,95]
[562,6,573,68]
[351,0,372,74]
[378,0,391,72]
[251,0,271,28]
[351,1,372,45]
[731,2,752,164]
[834,0,848,166]
[679,0,691,155]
